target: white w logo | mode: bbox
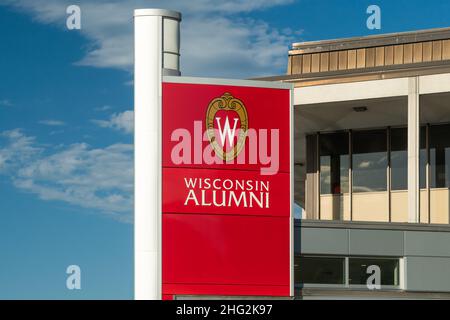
[215,117,239,147]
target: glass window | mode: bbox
[295,256,345,285]
[430,124,450,188]
[390,126,426,190]
[352,130,388,192]
[391,128,407,191]
[320,132,349,195]
[420,126,427,189]
[349,258,399,286]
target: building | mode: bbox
[263,27,450,299]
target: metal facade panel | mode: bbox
[296,227,349,255]
[404,231,450,257]
[349,229,404,256]
[406,257,450,292]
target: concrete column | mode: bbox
[408,77,420,223]
[134,8,181,300]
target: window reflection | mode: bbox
[420,126,427,189]
[353,130,387,193]
[295,256,401,287]
[309,123,450,224]
[391,128,407,190]
[348,258,399,286]
[320,132,349,195]
[295,256,345,285]
[430,124,450,188]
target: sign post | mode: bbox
[134,9,181,300]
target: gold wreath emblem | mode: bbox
[205,93,248,162]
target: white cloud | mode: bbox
[0,99,12,107]
[358,161,371,169]
[39,119,66,126]
[0,129,133,222]
[94,105,112,112]
[0,129,41,172]
[2,0,300,78]
[92,110,133,134]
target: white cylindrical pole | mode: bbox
[134,8,181,300]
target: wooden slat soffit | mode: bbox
[288,39,450,75]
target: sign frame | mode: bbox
[162,75,294,298]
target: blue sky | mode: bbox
[1,0,450,299]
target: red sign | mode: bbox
[162,78,292,298]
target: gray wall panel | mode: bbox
[404,231,450,257]
[349,229,404,256]
[296,227,349,255]
[406,256,450,292]
[295,222,450,293]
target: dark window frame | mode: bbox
[295,255,402,290]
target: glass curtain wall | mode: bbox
[420,127,428,223]
[314,124,449,224]
[319,132,349,220]
[390,128,408,222]
[295,256,400,288]
[429,124,450,224]
[352,130,388,222]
